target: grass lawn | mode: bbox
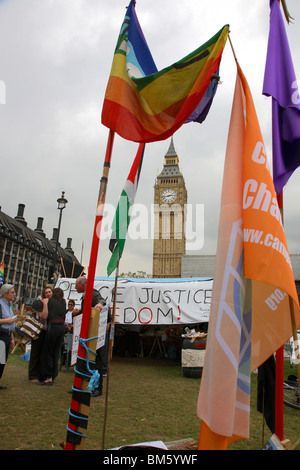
[0,347,299,451]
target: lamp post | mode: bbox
[55,191,68,277]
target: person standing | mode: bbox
[65,299,75,332]
[0,284,16,390]
[72,277,106,316]
[39,287,66,385]
[28,286,53,383]
[60,299,75,369]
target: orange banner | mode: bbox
[240,63,300,369]
[197,63,300,450]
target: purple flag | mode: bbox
[263,0,300,194]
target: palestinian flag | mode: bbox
[107,143,145,275]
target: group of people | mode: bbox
[0,276,111,396]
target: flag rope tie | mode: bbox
[66,425,87,439]
[66,336,101,444]
[74,336,101,390]
[68,408,89,429]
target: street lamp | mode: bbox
[55,191,68,277]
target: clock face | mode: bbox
[161,188,177,203]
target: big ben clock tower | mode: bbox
[152,137,187,278]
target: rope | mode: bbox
[66,336,100,442]
[66,426,87,439]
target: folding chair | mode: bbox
[11,328,29,354]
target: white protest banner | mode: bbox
[56,277,213,326]
[71,306,108,366]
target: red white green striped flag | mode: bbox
[107,143,145,276]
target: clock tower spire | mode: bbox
[152,137,187,278]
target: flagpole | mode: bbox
[70,261,75,278]
[101,256,119,450]
[275,348,284,441]
[65,129,115,450]
[228,34,238,64]
[274,191,284,441]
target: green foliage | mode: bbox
[119,271,151,279]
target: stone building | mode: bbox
[0,203,83,302]
[152,138,187,278]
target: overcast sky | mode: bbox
[1,0,300,277]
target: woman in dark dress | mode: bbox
[28,286,53,383]
[39,287,66,385]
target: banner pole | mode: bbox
[275,346,284,440]
[65,129,115,450]
[275,191,284,441]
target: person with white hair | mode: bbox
[0,284,16,390]
[72,277,106,315]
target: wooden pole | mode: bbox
[65,129,115,450]
[60,257,67,277]
[71,261,75,278]
[73,307,99,450]
[275,346,284,440]
[78,267,86,278]
[101,258,119,450]
[228,34,238,64]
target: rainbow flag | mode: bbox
[0,261,4,286]
[101,1,229,143]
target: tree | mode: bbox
[119,271,151,279]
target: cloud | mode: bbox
[1,0,300,278]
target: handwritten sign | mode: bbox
[56,277,212,326]
[71,307,108,366]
